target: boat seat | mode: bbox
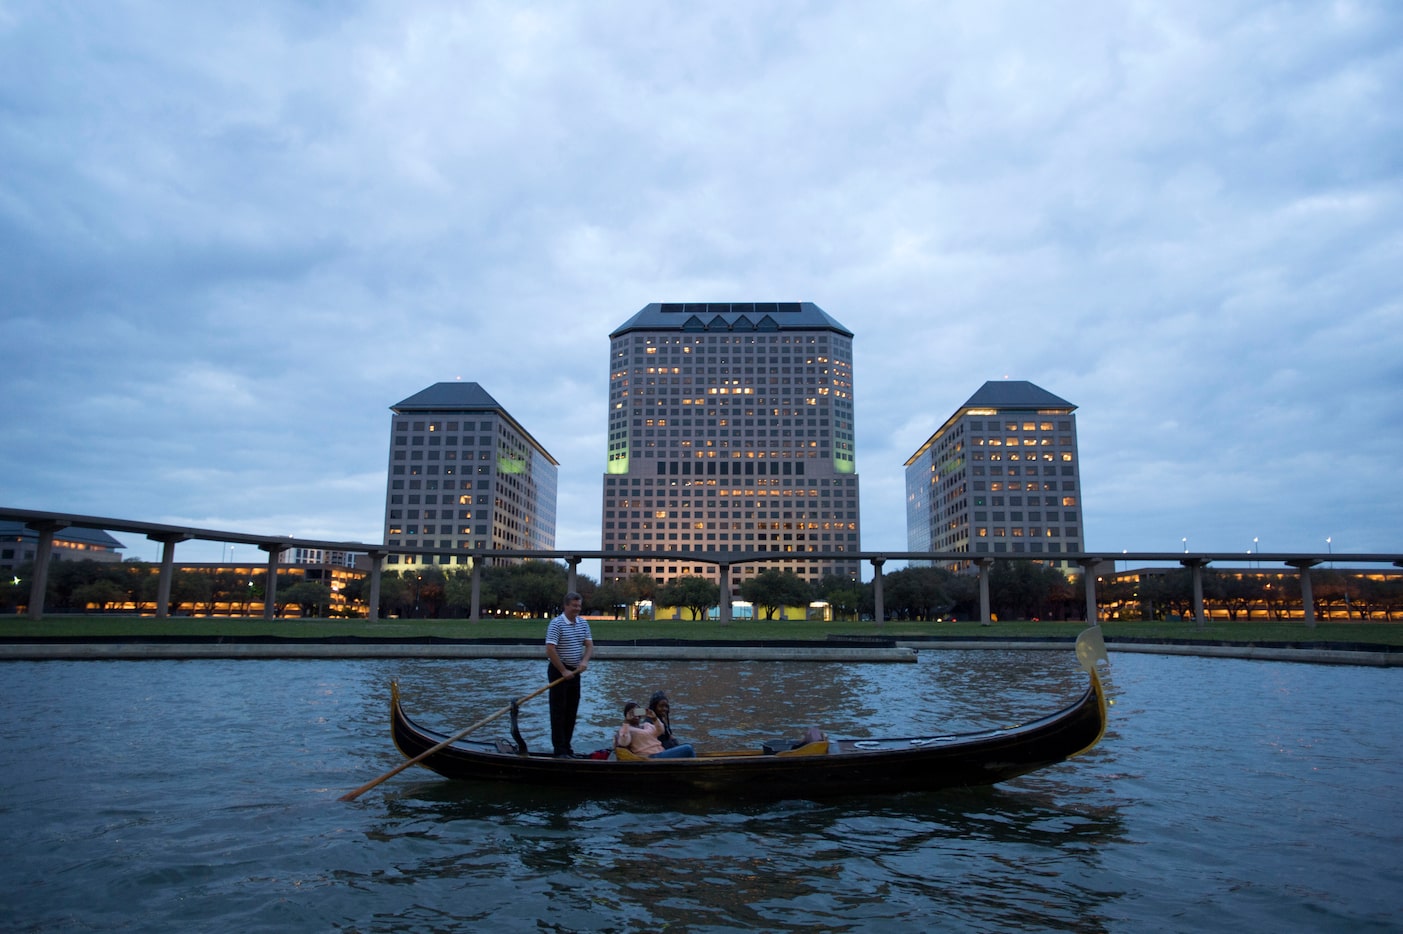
[763,727,828,756]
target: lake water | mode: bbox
[0,649,1399,932]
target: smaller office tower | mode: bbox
[904,380,1083,571]
[384,382,558,567]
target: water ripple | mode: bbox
[1,654,1400,932]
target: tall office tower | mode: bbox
[904,380,1083,571]
[384,382,558,567]
[601,303,861,595]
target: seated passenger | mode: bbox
[648,690,680,749]
[615,701,695,759]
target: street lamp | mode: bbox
[1253,537,1260,569]
[1326,536,1333,568]
[1182,537,1188,554]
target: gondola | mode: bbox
[387,627,1111,798]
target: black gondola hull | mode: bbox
[388,670,1108,799]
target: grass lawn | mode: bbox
[3,615,1402,646]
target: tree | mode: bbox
[510,560,569,617]
[121,562,154,613]
[411,566,448,618]
[738,569,811,621]
[625,573,658,620]
[72,579,128,612]
[0,568,27,613]
[816,574,862,621]
[378,572,410,618]
[171,570,212,615]
[987,560,1075,621]
[590,580,629,618]
[1219,574,1262,621]
[282,581,333,618]
[937,572,980,621]
[443,568,475,616]
[657,575,719,621]
[882,566,954,620]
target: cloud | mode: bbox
[2,0,1400,567]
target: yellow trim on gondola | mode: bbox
[1069,627,1110,758]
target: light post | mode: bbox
[1326,536,1333,568]
[1253,537,1260,569]
[1182,537,1188,554]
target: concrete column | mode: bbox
[565,556,581,596]
[1289,559,1322,628]
[1180,558,1210,629]
[365,551,385,622]
[24,521,68,620]
[718,562,732,625]
[975,557,994,625]
[870,558,886,624]
[1078,558,1102,625]
[470,558,482,622]
[148,534,192,618]
[260,545,286,620]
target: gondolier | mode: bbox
[545,591,594,757]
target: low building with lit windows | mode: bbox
[905,380,1084,571]
[0,521,125,570]
[383,382,558,567]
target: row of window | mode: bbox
[975,480,1078,492]
[973,542,1079,554]
[606,476,857,488]
[600,538,847,552]
[609,503,854,515]
[394,450,500,461]
[395,436,497,446]
[606,530,859,540]
[968,420,1073,433]
[390,524,490,536]
[971,465,1071,476]
[975,527,1079,538]
[607,519,859,529]
[609,564,855,579]
[974,495,1077,508]
[976,510,1079,522]
[395,420,498,432]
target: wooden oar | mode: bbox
[339,676,568,801]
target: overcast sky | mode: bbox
[3,1,1400,573]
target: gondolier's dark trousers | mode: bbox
[547,663,582,756]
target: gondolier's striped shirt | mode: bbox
[546,614,592,667]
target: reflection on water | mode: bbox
[1,653,1400,932]
[370,774,1131,932]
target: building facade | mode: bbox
[601,302,861,594]
[384,382,558,567]
[281,547,356,567]
[904,380,1083,571]
[0,521,125,570]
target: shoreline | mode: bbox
[0,636,1397,666]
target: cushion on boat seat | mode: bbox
[763,727,828,755]
[614,745,646,761]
